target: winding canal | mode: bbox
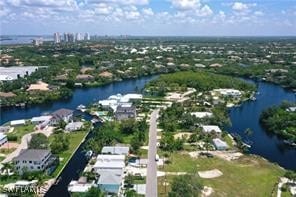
[0,76,295,196]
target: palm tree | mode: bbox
[2,162,13,176]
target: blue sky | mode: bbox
[0,0,295,36]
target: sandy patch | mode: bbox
[189,151,243,161]
[198,169,223,178]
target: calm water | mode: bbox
[0,76,295,196]
[228,81,296,170]
[0,35,52,45]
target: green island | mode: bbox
[260,102,296,144]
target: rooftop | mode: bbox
[14,149,51,161]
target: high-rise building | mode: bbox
[54,32,61,44]
[84,33,90,41]
[68,33,75,43]
[63,33,68,42]
[76,33,82,41]
[33,37,43,46]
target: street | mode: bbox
[146,109,159,197]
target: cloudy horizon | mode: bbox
[1,0,296,36]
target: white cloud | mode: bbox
[232,2,249,11]
[196,5,213,16]
[87,0,149,6]
[254,11,264,16]
[171,0,201,10]
[94,3,112,15]
[142,8,154,16]
[125,10,140,20]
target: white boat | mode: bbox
[76,104,86,111]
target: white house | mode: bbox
[202,125,222,134]
[0,133,8,147]
[68,177,96,193]
[212,138,228,150]
[10,119,26,126]
[190,112,213,118]
[93,155,125,174]
[31,116,52,125]
[101,146,129,155]
[65,122,84,132]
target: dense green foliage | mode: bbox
[160,132,184,152]
[146,71,255,96]
[159,103,230,133]
[29,133,49,149]
[260,102,296,143]
[50,133,70,154]
[168,175,202,197]
[86,119,148,154]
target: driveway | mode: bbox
[1,126,54,164]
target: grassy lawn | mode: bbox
[160,153,284,197]
[50,131,88,178]
[7,124,35,143]
[0,148,16,155]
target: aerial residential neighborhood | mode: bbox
[0,0,296,196]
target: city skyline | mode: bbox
[0,0,296,36]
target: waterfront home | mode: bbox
[10,119,26,126]
[75,74,94,81]
[190,112,213,118]
[99,71,113,78]
[13,149,56,174]
[98,93,142,112]
[0,133,8,147]
[65,122,84,132]
[202,125,222,135]
[286,107,296,112]
[212,89,242,98]
[50,108,74,125]
[97,171,123,195]
[115,104,136,121]
[31,115,52,125]
[93,155,125,175]
[212,138,228,150]
[101,146,130,155]
[68,177,96,193]
[27,81,50,91]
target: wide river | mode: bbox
[0,76,295,196]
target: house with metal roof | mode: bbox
[97,171,123,195]
[65,122,84,132]
[101,146,129,155]
[115,105,136,120]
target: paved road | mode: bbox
[146,109,159,197]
